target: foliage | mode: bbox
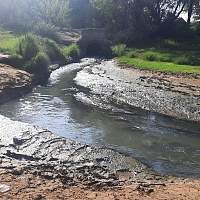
[31,0,70,27]
[0,30,67,79]
[126,51,137,58]
[112,44,127,56]
[0,0,200,44]
[125,46,200,66]
[33,23,60,42]
[0,0,69,31]
[62,44,80,61]
[118,57,200,74]
[43,39,65,63]
[27,52,49,74]
[26,52,50,84]
[18,34,40,61]
[161,39,179,49]
[143,52,159,61]
[0,31,19,54]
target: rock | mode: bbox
[0,64,33,104]
[0,184,10,193]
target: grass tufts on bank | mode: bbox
[113,42,200,74]
[0,28,81,83]
[118,57,200,74]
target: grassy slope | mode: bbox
[118,57,200,74]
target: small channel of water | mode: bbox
[0,59,200,177]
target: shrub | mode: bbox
[161,39,179,49]
[175,55,200,66]
[43,39,65,63]
[174,56,192,65]
[111,44,127,56]
[126,51,136,58]
[26,52,50,84]
[18,34,39,61]
[62,44,80,61]
[144,52,159,61]
[33,23,60,42]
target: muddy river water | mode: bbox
[0,58,200,177]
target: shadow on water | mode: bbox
[0,59,200,178]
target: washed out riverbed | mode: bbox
[0,58,200,178]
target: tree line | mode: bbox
[0,0,200,43]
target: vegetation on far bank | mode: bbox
[1,0,200,77]
[0,28,80,83]
[112,41,200,74]
[118,57,200,74]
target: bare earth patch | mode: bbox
[0,173,200,200]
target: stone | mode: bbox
[0,184,10,193]
[0,64,33,104]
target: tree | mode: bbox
[185,0,200,24]
[146,0,187,25]
[31,0,70,27]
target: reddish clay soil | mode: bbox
[0,173,200,200]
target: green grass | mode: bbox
[118,57,200,74]
[125,48,200,65]
[0,30,19,54]
[115,45,200,74]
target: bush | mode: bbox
[62,44,80,61]
[33,23,60,42]
[126,51,136,58]
[18,34,40,61]
[26,52,50,84]
[174,55,200,66]
[174,56,192,65]
[43,39,65,63]
[161,39,179,49]
[111,44,127,56]
[144,52,159,61]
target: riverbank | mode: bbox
[0,115,200,200]
[74,59,200,121]
[0,63,33,104]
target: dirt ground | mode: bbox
[120,64,200,97]
[0,173,200,200]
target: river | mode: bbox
[0,58,200,177]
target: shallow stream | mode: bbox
[0,58,200,177]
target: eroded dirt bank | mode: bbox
[0,64,32,104]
